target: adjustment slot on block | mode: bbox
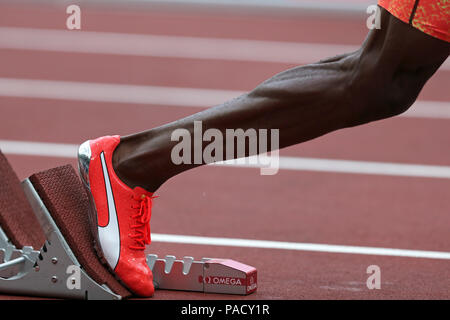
[147,254,257,295]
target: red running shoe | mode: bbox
[78,135,155,297]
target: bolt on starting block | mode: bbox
[0,153,257,299]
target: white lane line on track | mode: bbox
[0,26,359,64]
[0,78,449,119]
[98,0,373,14]
[0,78,243,108]
[150,233,450,260]
[0,140,77,158]
[0,27,449,70]
[1,140,450,179]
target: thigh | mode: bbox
[361,6,449,75]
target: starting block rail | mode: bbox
[0,154,257,299]
[148,255,257,295]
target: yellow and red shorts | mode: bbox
[378,0,449,42]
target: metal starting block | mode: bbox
[0,179,122,300]
[0,229,122,299]
[0,163,257,299]
[0,229,257,299]
[148,255,257,295]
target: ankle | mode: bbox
[112,136,164,192]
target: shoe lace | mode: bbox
[129,193,158,250]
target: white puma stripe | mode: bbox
[98,152,121,270]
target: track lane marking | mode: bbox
[0,78,449,119]
[0,78,243,108]
[149,233,450,260]
[0,26,362,65]
[0,27,449,70]
[1,140,450,179]
[2,139,449,260]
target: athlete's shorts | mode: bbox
[378,0,449,43]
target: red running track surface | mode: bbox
[0,2,449,299]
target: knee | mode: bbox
[374,85,416,120]
[380,69,426,118]
[348,63,427,125]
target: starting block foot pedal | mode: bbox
[26,165,131,298]
[0,160,124,299]
[0,151,45,249]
